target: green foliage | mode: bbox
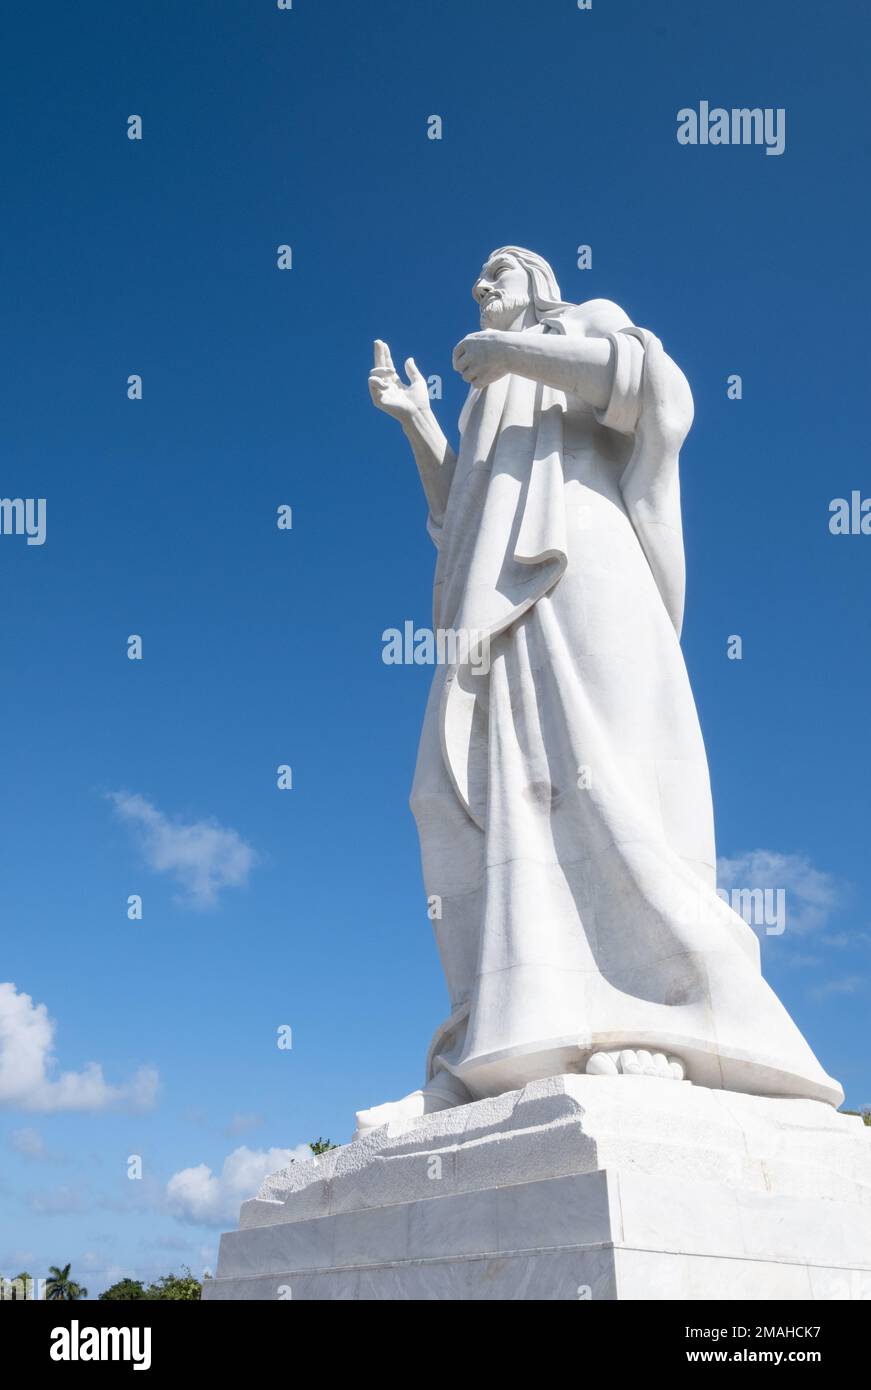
[0,1271,35,1300]
[98,1277,147,1301]
[96,1269,202,1300]
[46,1263,88,1301]
[144,1268,202,1300]
[309,1138,338,1156]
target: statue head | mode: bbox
[473,246,571,329]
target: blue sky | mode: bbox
[1,0,869,1294]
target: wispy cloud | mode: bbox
[27,1183,87,1215]
[223,1112,264,1138]
[108,792,256,910]
[9,1126,49,1159]
[823,930,871,950]
[166,1144,312,1227]
[717,849,845,936]
[810,975,864,1001]
[0,982,158,1114]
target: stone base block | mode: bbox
[203,1075,871,1301]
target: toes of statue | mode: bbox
[619,1048,644,1074]
[585,1047,688,1082]
[586,1051,619,1075]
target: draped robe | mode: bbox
[410,303,841,1107]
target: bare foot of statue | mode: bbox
[353,1069,470,1140]
[585,1048,686,1080]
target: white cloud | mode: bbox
[108,791,256,909]
[9,1126,47,1159]
[0,982,159,1114]
[223,1112,264,1137]
[166,1144,312,1226]
[717,850,844,935]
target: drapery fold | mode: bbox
[411,310,842,1109]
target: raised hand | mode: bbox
[368,339,431,421]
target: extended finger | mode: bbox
[374,339,397,371]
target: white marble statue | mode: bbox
[360,246,841,1136]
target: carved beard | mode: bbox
[479,290,531,329]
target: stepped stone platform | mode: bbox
[203,1075,871,1300]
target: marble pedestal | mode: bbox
[203,1075,871,1301]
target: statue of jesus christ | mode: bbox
[359,246,840,1135]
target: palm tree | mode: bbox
[46,1264,88,1301]
[0,1273,28,1300]
[13,1271,35,1300]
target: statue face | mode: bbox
[473,253,531,329]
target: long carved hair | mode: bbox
[484,245,573,319]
